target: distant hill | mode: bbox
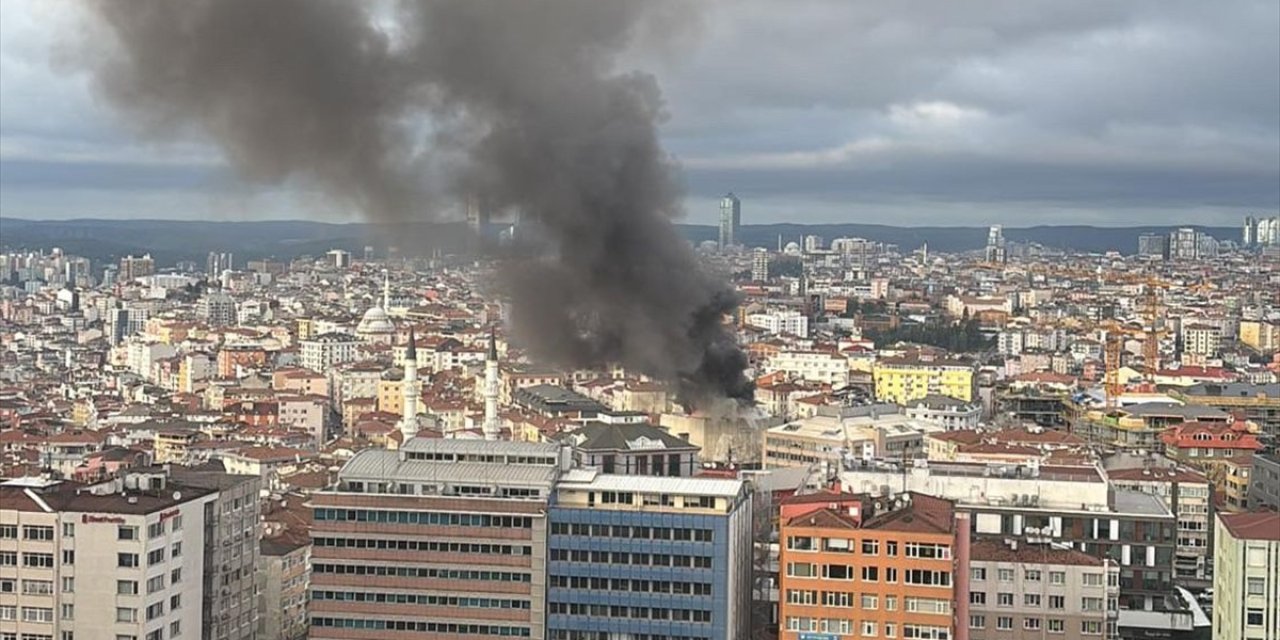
[0,216,1239,266]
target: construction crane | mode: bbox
[1099,319,1146,412]
[1141,278,1170,382]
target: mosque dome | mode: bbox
[357,306,395,335]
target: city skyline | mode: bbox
[1,1,1277,226]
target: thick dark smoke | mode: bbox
[76,0,752,406]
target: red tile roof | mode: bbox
[1219,512,1280,541]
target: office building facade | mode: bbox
[547,472,752,640]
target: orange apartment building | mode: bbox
[779,491,970,640]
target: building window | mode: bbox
[970,615,985,629]
[861,566,878,582]
[118,580,138,595]
[1048,619,1065,634]
[61,523,74,538]
[1247,609,1264,626]
[0,552,14,566]
[997,617,1014,630]
[169,621,181,639]
[119,553,139,568]
[0,525,16,539]
[1048,595,1065,609]
[1025,594,1041,607]
[997,568,1014,582]
[1025,569,1042,582]
[23,553,53,568]
[997,592,1014,607]
[1246,578,1265,596]
[23,526,54,541]
[862,540,879,555]
[1082,597,1104,612]
[147,522,165,539]
[1024,618,1042,631]
[118,526,137,540]
[62,550,74,565]
[22,580,53,595]
[1049,571,1066,585]
[22,607,54,623]
[1081,621,1103,635]
[170,569,182,584]
[169,594,181,611]
[970,592,986,605]
[61,578,73,593]
[60,605,73,621]
[861,622,877,637]
[116,608,137,623]
[0,606,14,621]
[825,564,854,580]
[147,575,165,594]
[147,549,165,566]
[861,595,878,610]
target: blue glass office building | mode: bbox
[546,472,753,640]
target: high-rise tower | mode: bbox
[482,329,501,441]
[719,192,741,249]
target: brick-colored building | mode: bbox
[778,492,968,640]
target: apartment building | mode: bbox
[1213,512,1280,640]
[841,461,1180,615]
[0,475,216,640]
[308,439,565,640]
[1106,467,1213,585]
[873,356,975,405]
[778,492,963,640]
[546,471,753,640]
[966,538,1119,640]
[168,464,261,640]
[763,405,937,470]
[257,533,309,640]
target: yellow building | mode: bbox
[872,356,974,404]
[376,377,403,416]
[1240,320,1279,352]
[296,317,314,341]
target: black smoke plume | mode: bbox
[75,0,752,406]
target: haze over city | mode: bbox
[1,4,1279,640]
[1,0,1277,226]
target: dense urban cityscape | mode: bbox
[1,209,1277,640]
[2,1,1279,640]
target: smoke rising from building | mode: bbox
[75,0,751,405]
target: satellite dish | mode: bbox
[172,491,182,501]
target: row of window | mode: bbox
[313,563,532,583]
[548,576,712,596]
[785,563,952,587]
[311,590,530,609]
[548,603,711,623]
[549,523,714,542]
[0,552,52,568]
[969,616,1104,634]
[971,567,1104,585]
[970,592,1107,611]
[785,537,952,560]
[0,526,53,541]
[313,508,533,529]
[785,618,951,640]
[549,632,705,640]
[550,549,713,569]
[311,618,530,637]
[314,536,532,556]
[784,592,950,615]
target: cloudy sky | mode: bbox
[1,0,1276,226]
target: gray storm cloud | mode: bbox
[76,0,751,405]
